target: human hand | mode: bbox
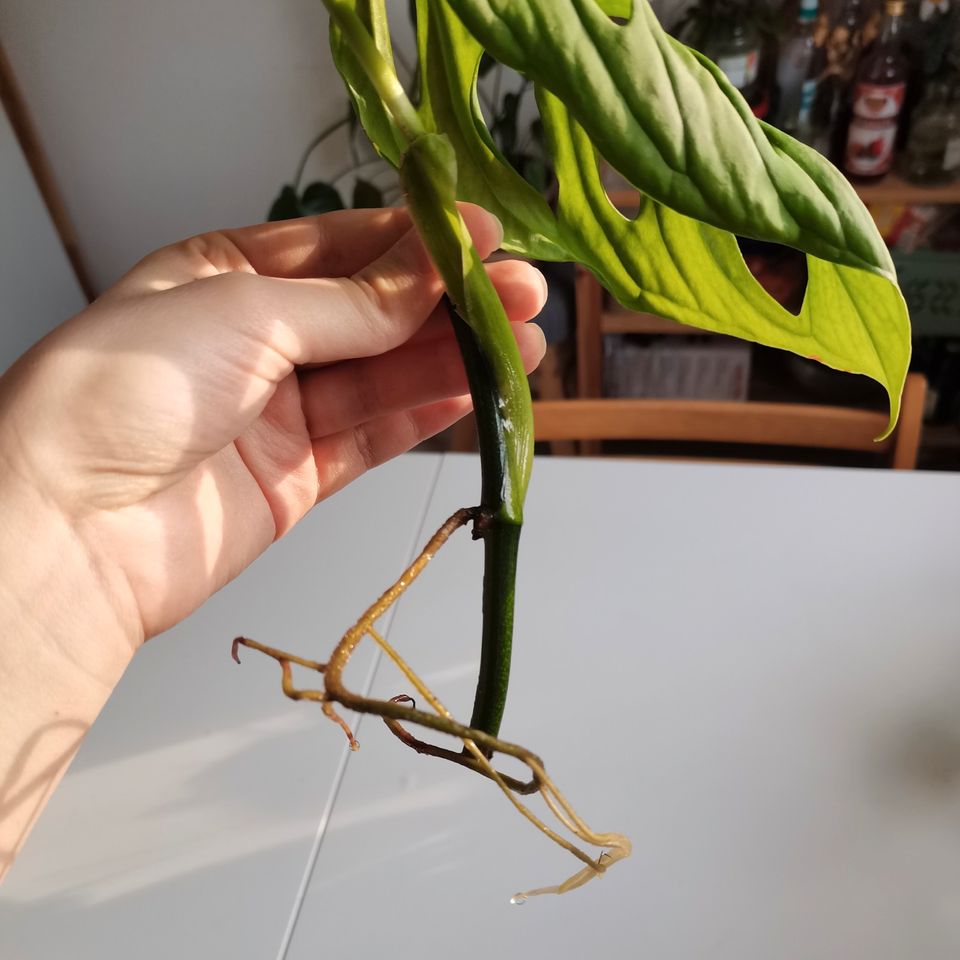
[0,205,546,643]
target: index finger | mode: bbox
[221,207,415,278]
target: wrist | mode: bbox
[0,460,142,672]
[0,458,141,877]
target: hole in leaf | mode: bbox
[735,237,808,316]
[475,57,555,199]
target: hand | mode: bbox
[0,205,546,640]
[0,205,546,876]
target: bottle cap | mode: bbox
[886,0,905,13]
[799,0,819,19]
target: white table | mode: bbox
[3,453,959,959]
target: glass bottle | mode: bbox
[775,0,821,133]
[816,0,868,159]
[901,79,960,182]
[701,12,763,105]
[844,0,910,180]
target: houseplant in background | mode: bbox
[267,3,553,220]
[234,0,911,901]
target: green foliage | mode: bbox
[267,181,345,220]
[267,185,303,222]
[337,0,910,434]
[351,177,384,207]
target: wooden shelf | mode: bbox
[854,173,960,206]
[601,309,705,336]
[606,174,960,211]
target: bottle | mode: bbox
[775,0,820,134]
[816,0,867,159]
[844,0,909,180]
[702,12,763,106]
[901,79,960,183]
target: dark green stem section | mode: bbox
[450,302,522,738]
[472,519,521,737]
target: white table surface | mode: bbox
[2,453,959,959]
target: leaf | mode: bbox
[446,0,891,280]
[330,0,406,165]
[267,185,303,221]
[536,89,910,428]
[327,0,910,432]
[412,0,564,260]
[432,0,910,433]
[300,181,346,214]
[351,176,384,208]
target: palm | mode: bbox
[36,207,547,639]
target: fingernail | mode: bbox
[490,213,504,249]
[535,268,549,304]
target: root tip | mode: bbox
[231,638,243,664]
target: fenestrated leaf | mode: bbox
[446,0,891,281]
[327,0,910,433]
[537,89,910,429]
[428,0,909,434]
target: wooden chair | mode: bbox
[532,372,927,469]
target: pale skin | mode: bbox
[0,204,547,881]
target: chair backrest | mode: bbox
[533,373,927,469]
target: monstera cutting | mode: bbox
[233,0,911,901]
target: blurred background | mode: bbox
[2,0,959,469]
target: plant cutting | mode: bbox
[233,0,911,901]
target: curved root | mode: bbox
[232,508,630,899]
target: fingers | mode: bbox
[301,321,545,439]
[134,204,510,383]
[312,396,475,500]
[110,203,502,296]
[406,259,549,347]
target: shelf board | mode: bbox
[854,173,960,206]
[601,309,707,335]
[606,174,960,211]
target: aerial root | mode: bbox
[231,636,358,749]
[383,695,539,795]
[232,507,630,898]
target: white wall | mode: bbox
[0,108,86,371]
[1,1,687,297]
[0,0,357,293]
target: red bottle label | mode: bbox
[845,118,898,175]
[845,81,905,176]
[851,81,906,120]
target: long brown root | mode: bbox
[232,508,630,898]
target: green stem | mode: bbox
[324,2,532,740]
[401,136,533,739]
[449,305,522,737]
[325,0,424,143]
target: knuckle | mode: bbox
[352,422,378,472]
[174,231,252,275]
